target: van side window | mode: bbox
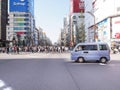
[99,45,107,50]
[89,45,97,50]
[82,45,97,50]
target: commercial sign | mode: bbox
[112,16,120,39]
[70,0,84,13]
[97,18,110,42]
[9,0,28,12]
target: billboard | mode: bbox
[70,0,84,13]
[112,17,120,39]
[97,18,110,43]
[9,0,28,12]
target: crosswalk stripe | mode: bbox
[3,87,12,90]
[0,80,5,88]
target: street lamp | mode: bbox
[86,11,96,42]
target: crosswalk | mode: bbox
[0,53,71,60]
[1,53,119,61]
[26,53,70,59]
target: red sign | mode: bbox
[115,33,120,38]
[70,0,84,13]
[16,32,25,35]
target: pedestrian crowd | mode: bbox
[0,45,69,54]
[111,42,120,54]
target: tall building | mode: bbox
[7,0,35,46]
[61,17,69,46]
[0,0,8,46]
[70,0,85,46]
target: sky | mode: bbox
[34,0,70,44]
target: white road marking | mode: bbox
[0,80,13,90]
[99,63,106,65]
[3,87,12,90]
[0,80,5,88]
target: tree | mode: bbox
[76,23,86,43]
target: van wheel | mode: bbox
[77,57,84,63]
[100,57,107,63]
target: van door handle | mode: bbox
[83,51,88,53]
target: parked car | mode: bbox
[71,42,110,63]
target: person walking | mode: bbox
[17,46,19,54]
[6,46,9,54]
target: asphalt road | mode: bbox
[0,53,120,90]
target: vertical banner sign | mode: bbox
[70,0,84,13]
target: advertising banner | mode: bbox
[97,18,110,42]
[10,0,28,12]
[112,17,120,39]
[70,0,84,13]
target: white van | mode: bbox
[71,42,110,63]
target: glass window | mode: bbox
[24,27,29,30]
[24,14,29,17]
[14,18,24,21]
[89,45,97,50]
[14,23,29,26]
[99,45,108,50]
[24,18,29,21]
[75,45,98,51]
[75,45,82,51]
[14,27,24,30]
[82,45,97,50]
[14,23,25,26]
[9,28,13,30]
[24,23,29,25]
[14,14,29,17]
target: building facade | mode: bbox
[7,0,35,46]
[84,0,94,42]
[70,0,85,47]
[0,0,8,46]
[85,0,120,47]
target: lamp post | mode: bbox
[86,11,96,42]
